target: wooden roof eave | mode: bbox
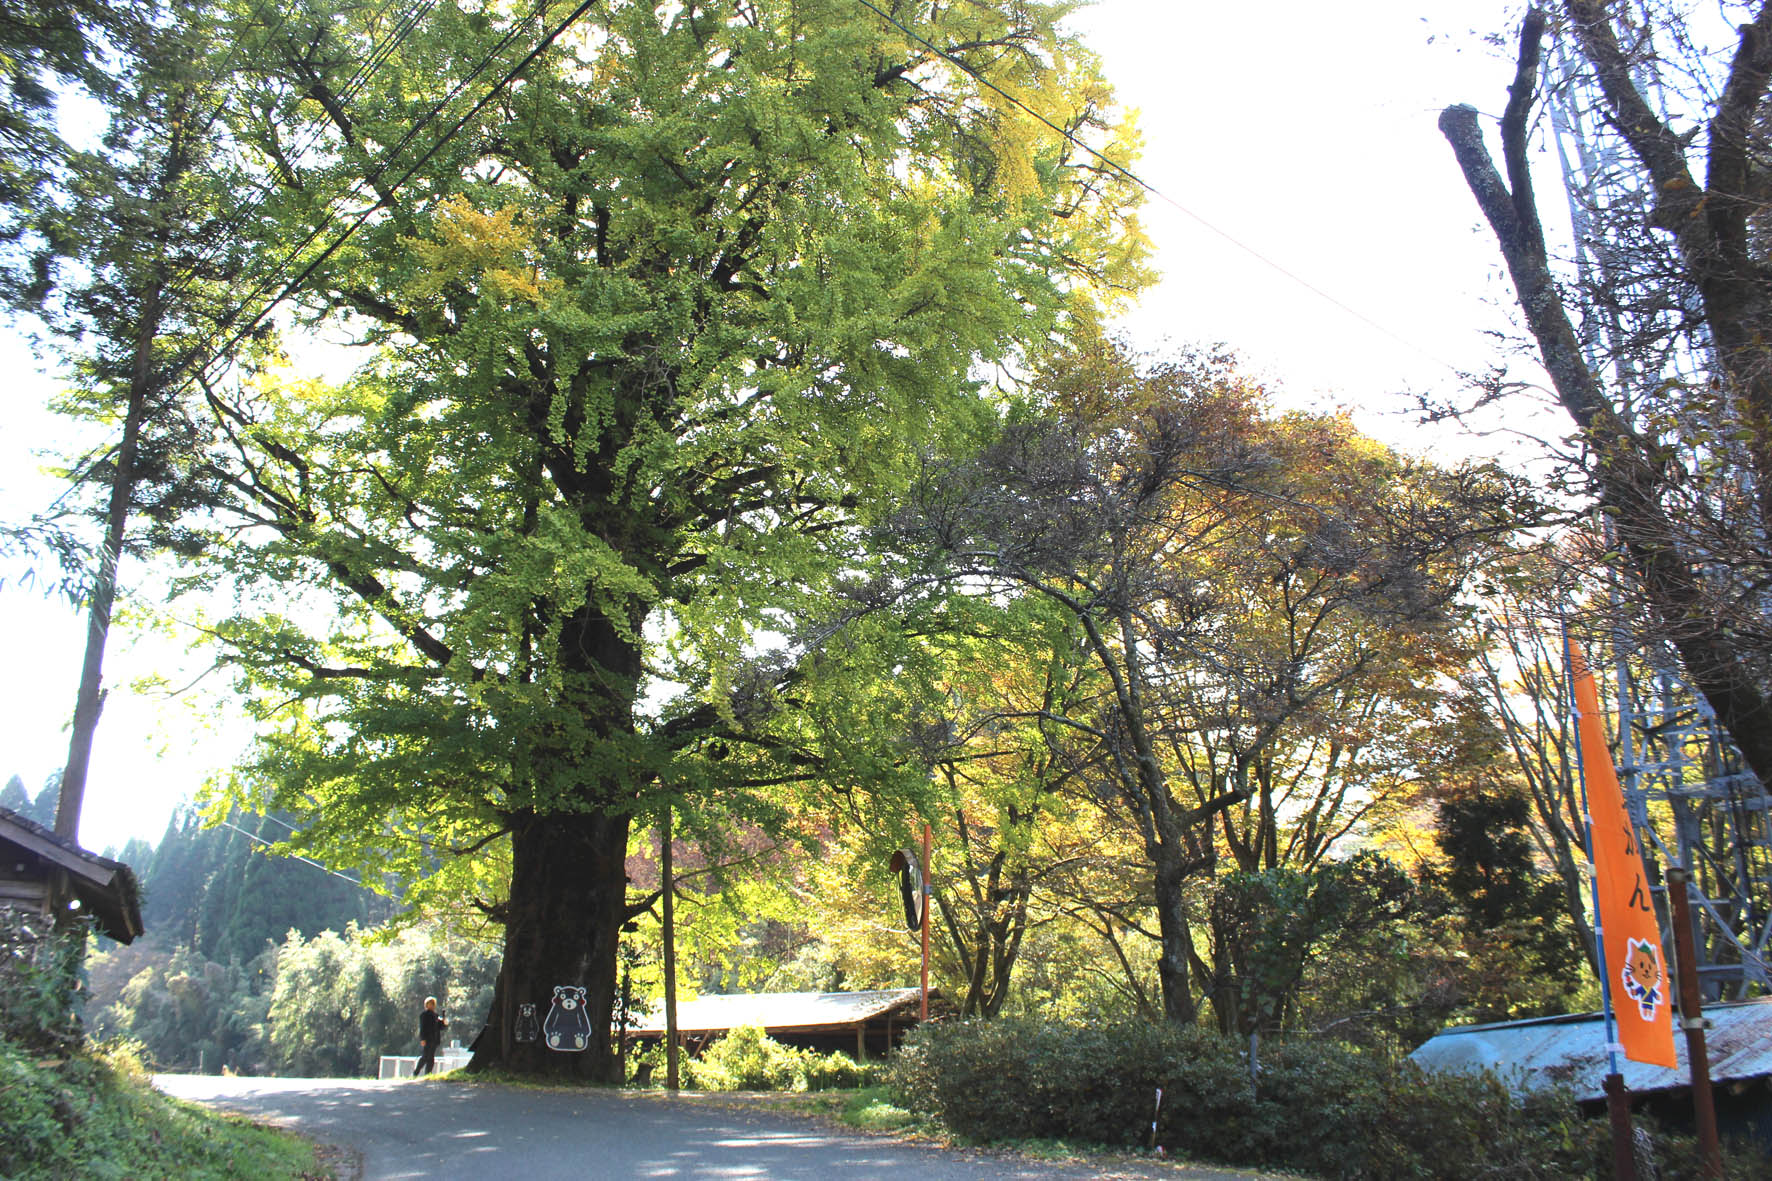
[0,819,121,892]
[0,812,144,943]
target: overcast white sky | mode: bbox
[0,0,1544,852]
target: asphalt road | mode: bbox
[154,1075,1278,1180]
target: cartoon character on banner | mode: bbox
[514,1002,540,1045]
[1620,938,1668,1021]
[544,985,592,1051]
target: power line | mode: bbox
[160,0,450,340]
[167,0,441,302]
[29,2,573,529]
[185,0,595,391]
[188,0,296,141]
[216,816,369,886]
[854,0,1462,375]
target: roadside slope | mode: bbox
[2,1040,321,1179]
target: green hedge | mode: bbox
[886,1018,1770,1180]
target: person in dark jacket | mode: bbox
[415,996,448,1076]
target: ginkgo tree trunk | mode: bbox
[181,0,1147,1079]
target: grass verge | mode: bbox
[0,1038,324,1180]
[828,1085,921,1132]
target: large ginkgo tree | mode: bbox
[174,0,1145,1077]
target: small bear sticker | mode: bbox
[543,985,591,1052]
[514,1002,539,1044]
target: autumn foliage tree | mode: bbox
[892,334,1522,1023]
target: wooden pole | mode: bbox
[920,821,931,1022]
[662,805,679,1091]
[1603,1073,1639,1181]
[1665,866,1722,1177]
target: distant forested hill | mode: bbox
[129,807,395,965]
[0,773,58,827]
[0,773,499,1076]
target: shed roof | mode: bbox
[1409,997,1772,1103]
[626,988,925,1036]
[0,806,143,943]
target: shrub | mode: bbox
[887,1018,1766,1180]
[695,1025,801,1090]
[798,1048,874,1091]
[0,909,87,1052]
[889,1018,1248,1150]
[634,1026,878,1092]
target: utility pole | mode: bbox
[1666,866,1723,1178]
[919,821,931,1022]
[662,803,679,1091]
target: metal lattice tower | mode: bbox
[1543,16,1772,997]
[1614,667,1772,995]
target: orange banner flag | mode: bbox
[1568,639,1677,1068]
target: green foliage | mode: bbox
[0,1037,317,1180]
[1424,781,1589,1023]
[0,910,86,1053]
[639,1026,875,1092]
[1207,852,1414,1037]
[266,924,497,1077]
[796,1047,876,1092]
[0,0,134,295]
[889,1017,1243,1151]
[0,774,60,828]
[86,804,500,1077]
[683,1025,800,1091]
[141,0,1152,1078]
[89,945,272,1074]
[836,1085,919,1131]
[266,929,370,1077]
[889,332,1528,1024]
[887,1018,1764,1180]
[89,918,497,1079]
[124,808,394,965]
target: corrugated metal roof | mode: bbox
[1409,997,1772,1102]
[626,988,923,1035]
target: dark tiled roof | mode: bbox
[0,805,143,943]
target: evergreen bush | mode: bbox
[887,1018,1770,1180]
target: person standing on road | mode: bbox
[415,996,448,1076]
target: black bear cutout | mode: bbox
[514,1002,539,1044]
[543,985,591,1052]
